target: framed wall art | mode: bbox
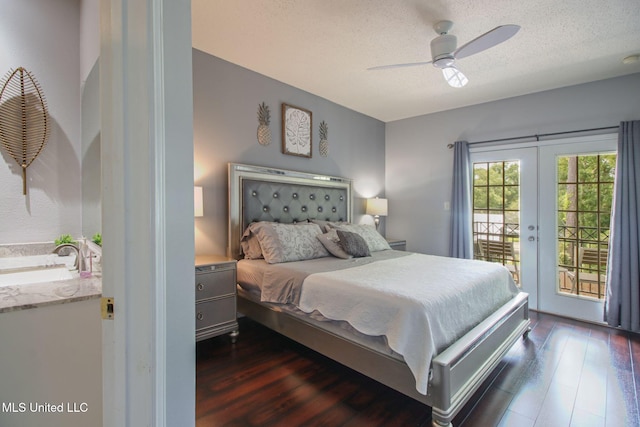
[282,103,312,158]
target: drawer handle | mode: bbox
[197,313,204,321]
[197,283,204,291]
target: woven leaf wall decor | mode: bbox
[0,67,50,195]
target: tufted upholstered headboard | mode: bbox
[227,163,352,259]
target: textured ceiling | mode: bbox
[192,0,640,122]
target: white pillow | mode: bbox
[248,222,329,264]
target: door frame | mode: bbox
[469,133,618,322]
[100,0,195,425]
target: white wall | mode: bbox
[385,73,640,256]
[79,0,101,239]
[79,0,100,87]
[0,0,82,244]
[81,61,101,238]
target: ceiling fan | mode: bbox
[368,21,520,88]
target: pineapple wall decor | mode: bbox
[256,102,272,146]
[0,67,50,195]
[319,121,329,157]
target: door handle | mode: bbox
[528,236,536,242]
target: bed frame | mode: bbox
[228,163,530,427]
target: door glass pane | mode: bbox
[473,161,521,285]
[504,161,519,185]
[488,187,504,209]
[488,162,503,185]
[474,187,488,209]
[557,154,615,299]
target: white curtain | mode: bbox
[450,141,473,259]
[605,120,640,332]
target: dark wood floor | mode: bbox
[196,311,640,426]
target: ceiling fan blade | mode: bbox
[453,24,520,60]
[367,60,433,71]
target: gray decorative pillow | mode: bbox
[317,229,352,259]
[337,230,371,258]
[333,224,391,252]
[251,222,330,264]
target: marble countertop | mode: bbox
[0,242,103,313]
[0,275,102,313]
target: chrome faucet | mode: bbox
[53,244,80,271]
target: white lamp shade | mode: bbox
[194,186,204,217]
[366,197,388,216]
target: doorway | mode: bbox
[470,134,617,323]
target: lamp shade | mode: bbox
[366,197,388,217]
[194,186,204,217]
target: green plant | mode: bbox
[54,234,75,246]
[92,233,102,247]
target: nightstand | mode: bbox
[386,238,406,251]
[195,255,239,343]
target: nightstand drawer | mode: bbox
[195,267,235,300]
[195,297,236,331]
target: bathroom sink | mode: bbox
[0,266,77,287]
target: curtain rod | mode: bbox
[447,125,619,149]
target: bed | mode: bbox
[227,163,530,427]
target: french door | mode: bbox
[470,147,539,308]
[470,134,617,323]
[538,135,617,322]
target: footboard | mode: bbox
[429,291,530,426]
[237,290,529,427]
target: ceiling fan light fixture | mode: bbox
[442,66,468,88]
[433,56,455,69]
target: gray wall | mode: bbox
[386,73,640,256]
[193,49,386,256]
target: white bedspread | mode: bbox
[297,253,519,395]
